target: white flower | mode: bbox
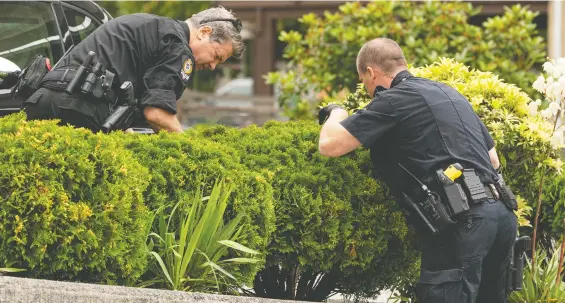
[528,102,539,116]
[558,76,565,98]
[541,108,553,119]
[554,63,565,78]
[548,101,561,116]
[551,132,564,149]
[550,82,563,102]
[559,76,565,88]
[533,75,546,93]
[544,61,555,74]
[545,77,556,100]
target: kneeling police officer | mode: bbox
[20,6,244,133]
[318,38,519,302]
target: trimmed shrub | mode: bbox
[112,131,276,286]
[189,121,419,300]
[0,113,150,283]
[0,113,275,288]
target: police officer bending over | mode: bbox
[23,6,244,133]
[318,38,518,302]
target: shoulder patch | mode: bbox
[180,58,193,83]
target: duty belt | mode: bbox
[40,68,118,104]
[483,183,499,201]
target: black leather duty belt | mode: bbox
[40,68,117,104]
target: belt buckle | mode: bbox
[489,184,499,200]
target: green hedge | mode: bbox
[189,121,418,299]
[114,131,275,285]
[0,113,150,283]
[0,113,275,286]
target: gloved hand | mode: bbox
[318,104,344,125]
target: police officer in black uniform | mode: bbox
[318,38,517,302]
[23,6,244,133]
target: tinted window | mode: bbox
[0,2,61,70]
[63,6,100,43]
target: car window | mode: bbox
[0,2,60,71]
[63,6,100,43]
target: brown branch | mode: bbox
[532,172,545,274]
[532,109,561,273]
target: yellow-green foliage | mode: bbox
[0,113,275,286]
[267,1,546,119]
[0,113,150,283]
[336,58,562,227]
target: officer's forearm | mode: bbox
[143,106,183,133]
[489,147,500,169]
[319,109,358,157]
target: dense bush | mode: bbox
[0,113,150,283]
[0,113,275,287]
[267,1,546,119]
[189,121,419,300]
[114,131,276,285]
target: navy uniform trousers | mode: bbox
[416,199,518,303]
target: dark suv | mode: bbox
[0,0,112,117]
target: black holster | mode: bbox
[101,81,140,133]
[495,174,518,211]
[507,236,531,293]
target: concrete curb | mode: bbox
[0,276,308,303]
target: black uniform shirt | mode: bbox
[340,71,497,192]
[59,13,195,114]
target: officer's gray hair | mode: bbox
[356,38,407,77]
[188,6,244,59]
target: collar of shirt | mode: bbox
[179,20,191,44]
[372,85,388,98]
[390,70,413,88]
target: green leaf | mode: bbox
[202,261,237,281]
[149,252,174,288]
[218,240,260,255]
[220,258,262,264]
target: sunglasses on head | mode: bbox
[199,18,242,33]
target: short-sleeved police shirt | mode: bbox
[340,71,497,191]
[58,13,195,115]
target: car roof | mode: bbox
[63,1,107,16]
[41,0,111,22]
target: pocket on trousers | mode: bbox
[417,268,467,303]
[24,91,43,104]
[58,105,101,132]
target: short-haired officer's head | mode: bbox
[186,6,244,71]
[356,38,408,97]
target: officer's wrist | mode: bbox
[329,108,349,120]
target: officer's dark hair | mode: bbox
[356,38,407,77]
[188,6,245,59]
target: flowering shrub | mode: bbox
[529,58,565,147]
